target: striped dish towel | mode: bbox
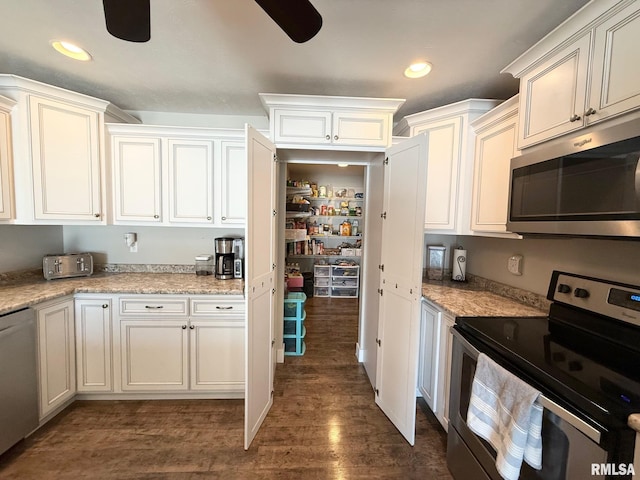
[467,353,543,480]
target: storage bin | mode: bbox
[331,287,359,298]
[315,276,330,287]
[314,265,330,277]
[284,337,306,356]
[283,292,306,319]
[314,286,330,297]
[331,277,358,287]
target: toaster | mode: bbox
[43,253,94,280]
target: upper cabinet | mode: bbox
[470,95,521,236]
[394,99,500,235]
[106,124,246,227]
[259,93,405,151]
[0,75,138,224]
[0,96,16,221]
[503,0,640,149]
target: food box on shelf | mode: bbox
[285,229,307,241]
[341,248,356,256]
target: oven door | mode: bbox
[448,329,610,480]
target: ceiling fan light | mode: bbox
[51,41,92,61]
[404,61,432,79]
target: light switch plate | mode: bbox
[508,255,523,275]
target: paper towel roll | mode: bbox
[452,248,467,282]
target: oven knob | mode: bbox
[574,288,590,298]
[557,284,571,294]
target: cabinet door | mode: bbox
[113,136,162,222]
[418,301,441,412]
[332,111,390,147]
[36,299,76,419]
[273,109,332,145]
[435,313,455,432]
[190,317,244,392]
[415,117,461,231]
[75,299,112,392]
[120,320,188,391]
[168,139,214,224]
[0,108,14,220]
[470,112,518,233]
[588,2,640,125]
[29,96,102,221]
[220,140,246,225]
[518,33,591,149]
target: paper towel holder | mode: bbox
[452,246,467,282]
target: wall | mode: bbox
[0,225,63,273]
[459,235,640,295]
[63,225,244,265]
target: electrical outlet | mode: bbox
[508,255,523,275]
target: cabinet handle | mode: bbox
[182,325,187,329]
[189,325,195,329]
[215,306,233,310]
[334,135,339,141]
[102,304,108,309]
[569,114,581,122]
[585,107,597,117]
[325,135,330,140]
[153,214,159,219]
[94,213,100,218]
[145,305,164,309]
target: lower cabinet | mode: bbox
[418,299,455,432]
[75,297,113,392]
[34,297,76,420]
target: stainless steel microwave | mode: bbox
[507,117,640,238]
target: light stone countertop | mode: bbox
[422,281,547,318]
[0,273,244,315]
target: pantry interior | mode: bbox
[277,149,382,370]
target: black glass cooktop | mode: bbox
[455,308,640,430]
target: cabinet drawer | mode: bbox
[119,297,188,316]
[190,297,245,316]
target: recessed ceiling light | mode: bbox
[404,61,432,79]
[51,41,92,61]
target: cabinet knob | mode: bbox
[325,135,330,140]
[189,325,195,329]
[334,135,339,141]
[102,304,108,309]
[182,325,187,329]
[221,216,227,221]
[585,107,597,117]
[153,214,159,219]
[569,114,581,122]
[207,216,212,221]
[94,213,100,218]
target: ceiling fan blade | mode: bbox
[103,0,151,42]
[254,0,322,43]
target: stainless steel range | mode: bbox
[448,271,640,480]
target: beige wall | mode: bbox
[0,225,63,273]
[459,235,640,295]
[62,225,244,265]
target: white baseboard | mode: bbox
[355,342,365,362]
[277,346,285,363]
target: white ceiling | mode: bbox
[0,0,590,120]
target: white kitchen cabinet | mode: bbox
[34,297,76,420]
[29,96,103,221]
[220,140,246,225]
[470,95,520,235]
[435,311,455,432]
[168,139,214,224]
[75,298,113,392]
[418,300,441,412]
[112,136,162,223]
[504,0,640,149]
[0,96,15,220]
[0,75,138,224]
[260,93,405,150]
[395,99,500,234]
[120,319,189,391]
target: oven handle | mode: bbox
[452,328,602,445]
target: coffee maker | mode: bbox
[214,238,235,280]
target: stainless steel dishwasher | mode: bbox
[0,308,39,455]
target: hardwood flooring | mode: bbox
[0,296,452,479]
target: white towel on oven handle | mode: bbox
[466,353,543,480]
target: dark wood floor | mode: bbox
[0,296,452,479]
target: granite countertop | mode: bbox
[0,273,244,315]
[422,280,547,318]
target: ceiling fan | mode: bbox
[102,0,323,44]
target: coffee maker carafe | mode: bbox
[214,238,235,280]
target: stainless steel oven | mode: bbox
[447,271,640,480]
[507,117,640,238]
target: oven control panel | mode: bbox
[550,271,640,327]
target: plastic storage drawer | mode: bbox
[283,292,306,319]
[314,286,330,297]
[331,287,359,298]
